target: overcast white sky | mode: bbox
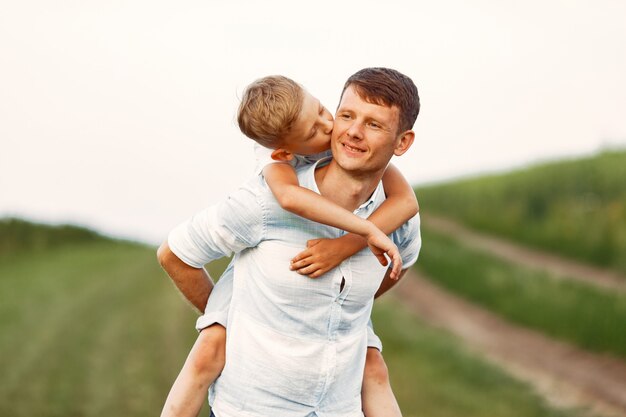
[1,0,625,244]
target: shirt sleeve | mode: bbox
[168,181,265,268]
[391,212,422,269]
[253,143,297,176]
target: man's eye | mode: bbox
[369,122,381,129]
[339,114,351,120]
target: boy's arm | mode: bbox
[264,163,402,278]
[265,163,388,237]
[291,164,418,278]
[373,163,419,233]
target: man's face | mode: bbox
[331,85,403,175]
[280,91,334,156]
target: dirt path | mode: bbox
[421,213,626,292]
[395,269,626,416]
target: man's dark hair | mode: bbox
[341,67,420,133]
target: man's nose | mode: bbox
[346,121,364,139]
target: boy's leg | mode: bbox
[362,347,402,417]
[160,324,226,417]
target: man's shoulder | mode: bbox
[218,175,272,219]
[293,156,332,191]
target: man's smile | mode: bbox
[341,142,366,154]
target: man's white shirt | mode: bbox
[168,157,421,417]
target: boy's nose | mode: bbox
[323,117,333,134]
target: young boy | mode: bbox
[160,75,419,417]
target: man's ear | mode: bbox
[271,148,295,162]
[394,130,415,157]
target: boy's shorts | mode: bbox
[196,259,383,352]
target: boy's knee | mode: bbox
[190,325,226,376]
[364,348,390,385]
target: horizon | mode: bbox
[2,1,625,244]
[3,146,623,245]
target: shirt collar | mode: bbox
[300,157,384,214]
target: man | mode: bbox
[158,67,421,417]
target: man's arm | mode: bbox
[157,242,213,313]
[160,180,265,312]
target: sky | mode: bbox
[1,0,625,244]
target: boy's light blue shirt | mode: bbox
[253,142,332,175]
[168,157,421,417]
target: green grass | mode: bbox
[0,241,202,417]
[0,217,110,258]
[416,227,626,358]
[372,298,584,417]
[417,149,626,274]
[0,220,584,416]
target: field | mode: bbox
[415,227,626,357]
[416,149,626,274]
[0,220,577,416]
[372,298,579,417]
[0,240,197,416]
[4,148,625,416]
[410,149,626,415]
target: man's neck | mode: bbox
[314,160,384,212]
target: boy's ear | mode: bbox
[271,148,295,162]
[393,130,415,157]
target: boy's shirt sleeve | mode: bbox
[253,143,280,176]
[168,181,265,268]
[391,212,422,270]
[253,143,332,176]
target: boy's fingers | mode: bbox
[296,264,318,276]
[291,250,312,264]
[308,269,325,278]
[389,263,398,280]
[290,256,313,270]
[390,253,402,280]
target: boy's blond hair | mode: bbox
[237,75,304,149]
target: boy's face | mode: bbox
[280,91,334,155]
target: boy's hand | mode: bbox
[290,236,357,278]
[365,228,403,280]
[290,231,402,280]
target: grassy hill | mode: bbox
[0,217,110,257]
[0,219,200,416]
[0,219,579,417]
[416,149,626,274]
